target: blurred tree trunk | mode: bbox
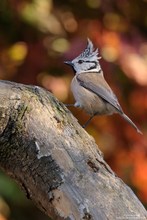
[0,80,146,220]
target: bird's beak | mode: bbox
[64,61,73,66]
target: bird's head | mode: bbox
[64,39,101,74]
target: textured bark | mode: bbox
[0,80,146,220]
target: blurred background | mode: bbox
[0,0,147,219]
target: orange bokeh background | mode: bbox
[0,0,147,219]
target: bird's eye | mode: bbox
[78,60,83,64]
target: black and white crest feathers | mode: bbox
[64,39,102,73]
[78,39,101,60]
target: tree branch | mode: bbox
[0,80,146,220]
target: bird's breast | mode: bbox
[71,76,107,115]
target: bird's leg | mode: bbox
[82,115,95,128]
[65,104,75,107]
[65,102,81,108]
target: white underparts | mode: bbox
[74,102,81,107]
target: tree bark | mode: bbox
[0,80,146,220]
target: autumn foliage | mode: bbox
[0,0,147,219]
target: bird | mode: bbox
[64,39,142,134]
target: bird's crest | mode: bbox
[78,39,101,60]
[64,39,101,73]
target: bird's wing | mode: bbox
[77,72,123,113]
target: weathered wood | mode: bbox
[0,80,146,220]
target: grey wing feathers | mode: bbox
[76,72,142,134]
[77,74,123,113]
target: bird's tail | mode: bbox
[121,113,142,134]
